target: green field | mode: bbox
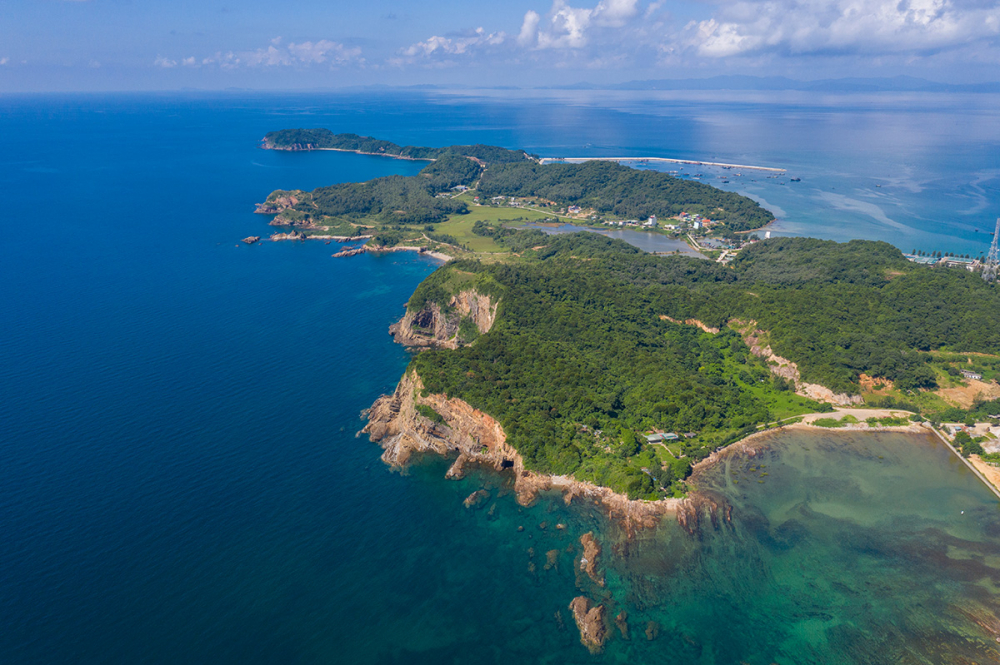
[437,205,556,253]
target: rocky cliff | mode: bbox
[364,371,683,528]
[363,371,523,480]
[389,290,498,350]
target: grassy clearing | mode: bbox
[813,414,861,428]
[437,205,556,253]
[760,390,824,421]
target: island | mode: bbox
[259,131,1000,651]
[257,129,775,251]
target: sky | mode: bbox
[1,0,999,91]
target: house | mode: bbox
[645,432,679,443]
[648,215,657,225]
[568,205,582,214]
[962,370,983,380]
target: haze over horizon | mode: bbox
[3,0,1000,92]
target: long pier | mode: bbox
[538,156,786,173]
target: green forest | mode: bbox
[261,130,774,233]
[404,232,1000,499]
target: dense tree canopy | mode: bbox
[404,232,1000,497]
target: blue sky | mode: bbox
[2,0,999,91]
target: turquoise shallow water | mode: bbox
[2,91,1000,663]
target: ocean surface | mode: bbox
[2,91,1000,664]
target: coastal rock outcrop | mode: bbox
[579,532,604,586]
[364,372,522,477]
[241,236,260,245]
[332,246,367,258]
[389,290,499,350]
[568,596,608,654]
[463,489,490,509]
[270,231,306,241]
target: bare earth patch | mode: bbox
[937,379,1000,409]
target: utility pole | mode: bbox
[984,217,1000,283]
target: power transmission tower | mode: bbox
[985,217,1000,283]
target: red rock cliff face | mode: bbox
[388,290,498,350]
[363,372,524,479]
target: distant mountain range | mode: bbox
[541,75,1000,93]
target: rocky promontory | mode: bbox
[364,289,685,530]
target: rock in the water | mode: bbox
[241,236,260,245]
[568,596,608,654]
[445,453,469,480]
[332,246,367,258]
[544,549,559,571]
[645,620,660,641]
[463,489,490,509]
[270,231,306,241]
[616,611,630,640]
[579,531,605,586]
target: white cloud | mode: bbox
[0,57,8,66]
[518,0,640,49]
[154,56,177,68]
[399,27,506,60]
[686,0,1000,58]
[177,39,363,70]
[592,0,640,27]
[519,10,542,46]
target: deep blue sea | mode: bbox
[3,91,1000,664]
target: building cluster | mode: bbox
[675,212,716,230]
[903,253,980,271]
[603,215,658,229]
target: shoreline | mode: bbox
[267,233,453,263]
[315,147,434,162]
[262,141,436,162]
[364,372,681,534]
[365,372,1000,532]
